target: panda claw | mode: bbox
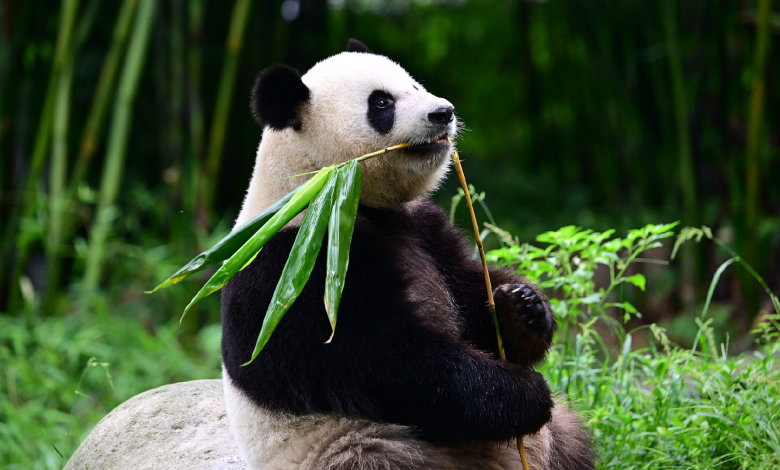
[494,283,553,338]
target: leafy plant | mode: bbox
[487,222,678,347]
[482,216,779,468]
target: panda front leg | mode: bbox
[493,282,556,367]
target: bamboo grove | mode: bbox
[0,0,778,328]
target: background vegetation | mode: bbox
[0,0,778,468]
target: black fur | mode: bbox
[366,90,395,135]
[494,284,555,366]
[346,38,372,54]
[222,200,556,446]
[251,64,310,130]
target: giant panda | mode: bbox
[221,39,595,470]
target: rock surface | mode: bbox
[66,379,246,470]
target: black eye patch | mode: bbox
[367,90,395,135]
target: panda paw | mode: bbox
[493,283,555,365]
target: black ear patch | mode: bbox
[251,64,310,130]
[346,38,372,54]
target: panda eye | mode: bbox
[375,99,389,109]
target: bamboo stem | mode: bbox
[354,142,410,162]
[44,5,76,311]
[4,0,80,314]
[450,147,527,470]
[68,0,137,206]
[188,0,206,226]
[43,0,105,311]
[283,143,411,180]
[663,0,697,306]
[201,0,252,220]
[742,0,772,318]
[83,0,155,290]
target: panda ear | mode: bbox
[346,38,372,54]
[251,64,310,130]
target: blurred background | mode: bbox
[0,0,778,466]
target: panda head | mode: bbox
[242,39,458,220]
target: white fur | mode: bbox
[225,366,580,470]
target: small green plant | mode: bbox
[479,214,780,468]
[487,222,677,349]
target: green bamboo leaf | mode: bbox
[324,160,362,343]
[243,171,339,366]
[146,182,305,293]
[181,168,334,320]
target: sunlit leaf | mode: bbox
[243,170,339,365]
[180,168,334,321]
[324,160,361,343]
[623,273,646,291]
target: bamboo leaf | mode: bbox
[243,171,339,365]
[324,160,361,342]
[147,182,305,293]
[181,168,334,320]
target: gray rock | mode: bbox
[66,380,246,470]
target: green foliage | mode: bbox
[180,167,333,319]
[247,167,339,364]
[674,227,780,316]
[487,223,677,343]
[324,161,362,342]
[543,317,780,469]
[0,311,221,469]
[486,222,780,469]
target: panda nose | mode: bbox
[428,106,454,124]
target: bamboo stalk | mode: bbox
[0,0,10,153]
[663,1,696,217]
[0,1,22,300]
[41,0,137,310]
[67,0,137,218]
[188,0,205,223]
[43,12,76,311]
[3,0,80,314]
[201,0,252,219]
[743,0,772,318]
[43,0,106,311]
[663,0,697,306]
[83,0,155,290]
[169,0,185,191]
[450,148,528,470]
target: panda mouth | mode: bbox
[404,134,450,156]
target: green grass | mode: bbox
[0,309,221,469]
[1,221,778,469]
[542,317,780,468]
